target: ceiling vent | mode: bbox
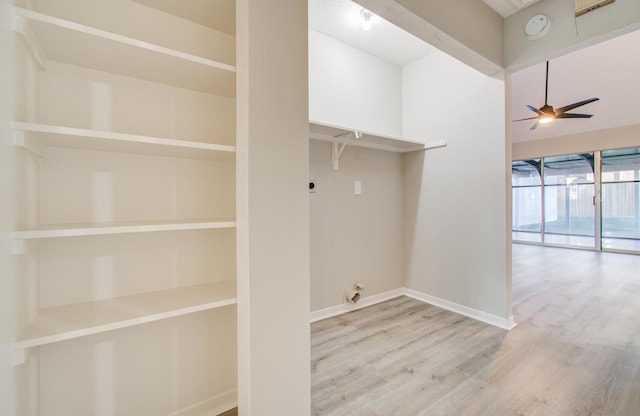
[575,0,615,16]
[483,0,541,18]
[509,0,539,7]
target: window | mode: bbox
[512,147,640,254]
[512,160,542,243]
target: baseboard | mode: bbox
[309,288,404,323]
[310,287,516,330]
[402,288,517,330]
[166,388,237,416]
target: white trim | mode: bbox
[402,288,517,330]
[308,120,428,153]
[12,220,236,240]
[309,133,425,153]
[12,122,236,154]
[14,280,237,350]
[309,287,517,330]
[309,288,404,323]
[422,140,448,150]
[164,388,236,416]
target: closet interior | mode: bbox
[11,0,238,414]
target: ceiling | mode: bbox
[309,0,544,66]
[482,0,542,18]
[308,0,437,66]
[309,0,639,144]
[511,29,640,143]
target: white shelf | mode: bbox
[309,121,447,153]
[12,122,235,160]
[13,219,236,240]
[13,7,236,97]
[13,280,236,350]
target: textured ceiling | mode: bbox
[308,0,437,66]
[482,0,542,18]
[308,0,546,67]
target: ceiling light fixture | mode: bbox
[538,105,555,124]
[360,9,373,31]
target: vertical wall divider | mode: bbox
[594,151,603,250]
[540,159,546,244]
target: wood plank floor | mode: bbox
[311,245,640,415]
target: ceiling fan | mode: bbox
[513,61,599,130]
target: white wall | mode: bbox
[309,30,403,139]
[309,141,404,311]
[0,0,15,413]
[513,123,640,160]
[236,1,310,414]
[402,51,511,322]
[504,0,640,70]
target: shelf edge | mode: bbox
[12,122,236,154]
[423,140,448,150]
[13,220,237,240]
[13,297,237,350]
[308,121,428,153]
[13,7,236,73]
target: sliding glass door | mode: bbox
[601,148,640,251]
[512,147,640,253]
[543,154,595,248]
[512,160,542,243]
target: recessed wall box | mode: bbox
[575,0,615,16]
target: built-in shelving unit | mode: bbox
[14,280,236,351]
[13,7,236,97]
[11,0,238,414]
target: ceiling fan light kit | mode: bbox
[512,61,599,131]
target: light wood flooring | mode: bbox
[311,244,640,415]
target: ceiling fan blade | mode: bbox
[530,122,539,130]
[512,116,539,122]
[556,98,599,114]
[556,113,594,119]
[525,105,544,116]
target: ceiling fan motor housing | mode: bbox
[539,104,555,115]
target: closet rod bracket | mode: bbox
[332,131,361,171]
